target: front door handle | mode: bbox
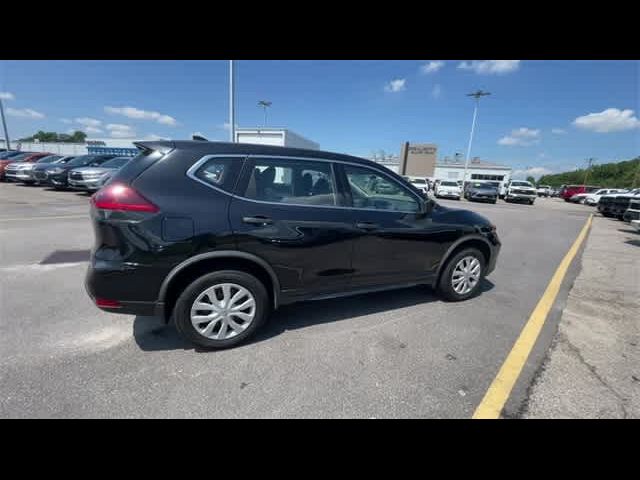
[243,216,273,225]
[356,221,380,230]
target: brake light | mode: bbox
[95,298,122,308]
[91,183,159,213]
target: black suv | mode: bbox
[86,141,501,348]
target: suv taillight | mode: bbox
[91,183,159,213]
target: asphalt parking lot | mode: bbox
[0,183,593,418]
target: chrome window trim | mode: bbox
[185,153,423,214]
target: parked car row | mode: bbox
[0,150,133,192]
[597,188,640,221]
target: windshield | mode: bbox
[36,155,62,164]
[410,179,426,185]
[66,155,111,167]
[56,156,76,164]
[441,181,458,187]
[100,157,131,169]
[511,181,533,187]
[470,182,492,188]
[5,153,31,162]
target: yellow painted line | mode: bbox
[472,213,593,419]
[0,214,87,222]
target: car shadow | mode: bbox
[132,279,495,353]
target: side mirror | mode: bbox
[420,198,434,216]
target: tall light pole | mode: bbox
[258,100,272,127]
[463,90,491,186]
[229,60,236,143]
[583,157,595,185]
[0,97,10,151]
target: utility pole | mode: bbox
[258,100,272,127]
[463,90,491,187]
[0,97,10,151]
[583,157,595,185]
[229,60,236,143]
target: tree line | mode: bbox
[18,130,88,143]
[537,157,640,189]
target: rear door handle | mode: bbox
[356,222,380,230]
[242,216,273,225]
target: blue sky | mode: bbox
[1,60,638,177]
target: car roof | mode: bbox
[136,140,381,168]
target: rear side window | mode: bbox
[190,156,243,193]
[241,157,337,206]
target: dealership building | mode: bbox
[434,157,512,184]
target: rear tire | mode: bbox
[174,270,269,349]
[437,248,486,302]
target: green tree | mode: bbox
[69,131,87,143]
[526,176,536,185]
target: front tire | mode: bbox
[174,270,269,349]
[437,248,486,302]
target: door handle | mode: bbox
[242,216,273,225]
[356,222,380,230]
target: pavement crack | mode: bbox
[560,333,630,419]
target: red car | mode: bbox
[0,152,52,181]
[559,184,601,202]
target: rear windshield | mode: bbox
[440,181,458,187]
[511,181,533,187]
[410,178,426,185]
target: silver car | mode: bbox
[5,155,64,184]
[68,156,132,192]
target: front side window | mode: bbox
[243,158,336,206]
[344,165,419,212]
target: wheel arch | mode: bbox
[157,251,281,322]
[434,235,492,285]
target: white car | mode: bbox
[435,180,462,200]
[505,180,537,205]
[536,185,551,197]
[407,176,429,194]
[583,188,628,206]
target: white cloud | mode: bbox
[83,126,103,134]
[431,84,442,99]
[572,108,640,133]
[6,107,45,119]
[498,127,541,146]
[106,123,136,139]
[60,118,72,124]
[0,92,15,100]
[421,61,444,74]
[551,128,567,135]
[75,117,102,128]
[105,106,178,126]
[458,60,520,75]
[384,79,406,93]
[513,166,552,178]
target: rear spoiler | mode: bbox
[133,141,175,155]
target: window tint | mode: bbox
[193,157,243,192]
[243,158,336,206]
[344,165,419,212]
